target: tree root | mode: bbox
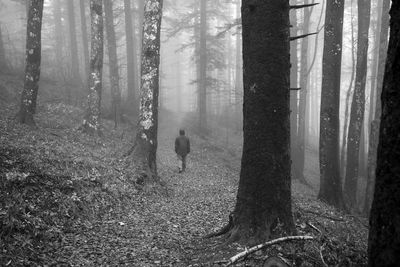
[204,213,234,239]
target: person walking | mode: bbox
[175,129,190,173]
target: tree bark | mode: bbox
[17,0,44,126]
[82,0,104,136]
[198,0,207,134]
[222,0,295,245]
[80,0,90,88]
[318,0,345,209]
[368,2,400,265]
[364,0,390,215]
[130,0,163,184]
[104,0,121,129]
[343,0,371,211]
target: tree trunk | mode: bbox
[297,1,311,183]
[82,0,104,136]
[222,0,295,245]
[0,22,9,73]
[67,0,81,88]
[53,0,64,80]
[290,3,299,181]
[368,2,400,265]
[234,0,242,131]
[364,0,390,215]
[79,0,90,88]
[104,0,121,129]
[198,0,207,134]
[129,0,163,185]
[124,0,139,108]
[17,0,44,126]
[343,0,371,211]
[318,0,345,209]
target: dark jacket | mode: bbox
[175,135,190,156]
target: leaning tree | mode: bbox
[17,0,44,126]
[368,1,400,265]
[126,0,163,185]
[212,0,295,245]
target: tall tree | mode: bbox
[17,0,44,126]
[0,22,9,73]
[364,0,391,215]
[318,0,345,209]
[198,0,207,134]
[104,0,121,128]
[368,1,400,264]
[80,0,90,87]
[67,0,80,88]
[343,0,371,211]
[217,0,295,244]
[124,0,139,108]
[82,0,104,136]
[53,0,64,79]
[127,0,163,184]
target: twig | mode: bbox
[306,221,322,234]
[320,244,329,267]
[290,3,319,9]
[290,32,318,41]
[224,235,314,266]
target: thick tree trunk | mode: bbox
[67,0,81,88]
[104,0,121,129]
[80,0,90,88]
[364,0,390,215]
[17,0,44,126]
[129,0,163,184]
[318,0,345,209]
[368,2,400,265]
[124,0,139,108]
[222,0,295,245]
[82,0,104,136]
[198,0,207,134]
[290,4,299,181]
[344,0,371,211]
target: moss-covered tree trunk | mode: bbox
[104,0,121,129]
[318,0,345,209]
[343,0,371,211]
[17,0,44,126]
[368,1,400,265]
[221,0,295,245]
[129,0,163,185]
[82,0,103,136]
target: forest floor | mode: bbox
[1,75,368,266]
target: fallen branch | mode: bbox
[301,209,345,222]
[224,235,314,266]
[306,221,322,234]
[320,244,328,267]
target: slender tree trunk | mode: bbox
[344,0,371,211]
[104,0,121,129]
[53,0,64,79]
[82,0,103,136]
[221,0,295,245]
[0,22,9,73]
[368,2,400,264]
[364,0,391,215]
[290,3,300,181]
[297,1,311,182]
[198,0,207,134]
[124,0,138,108]
[234,0,242,131]
[80,0,90,88]
[67,0,81,89]
[318,0,345,209]
[17,0,44,126]
[129,0,163,185]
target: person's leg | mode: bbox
[182,155,186,171]
[177,155,183,173]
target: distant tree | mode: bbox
[52,0,64,79]
[318,0,345,209]
[104,0,121,128]
[66,0,81,93]
[124,0,139,108]
[344,0,371,211]
[364,0,391,215]
[126,0,163,184]
[0,22,9,73]
[214,0,295,245]
[79,0,90,87]
[17,0,44,126]
[82,0,104,136]
[368,1,400,265]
